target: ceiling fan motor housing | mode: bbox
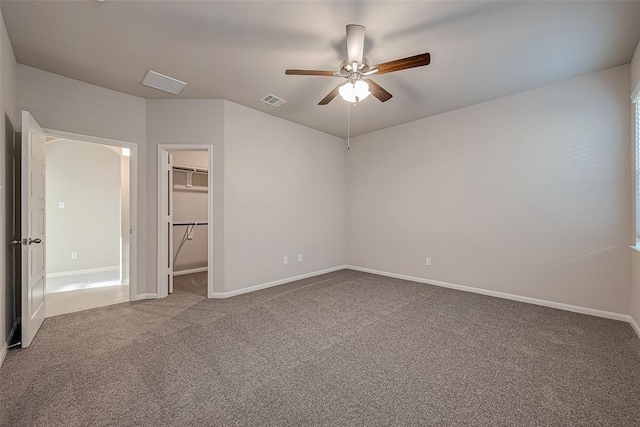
[340,57,371,75]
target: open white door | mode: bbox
[21,111,46,348]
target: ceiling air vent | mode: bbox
[142,71,187,95]
[260,94,287,107]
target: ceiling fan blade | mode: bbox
[371,53,431,75]
[346,24,366,66]
[285,69,335,76]
[318,84,343,105]
[365,79,393,102]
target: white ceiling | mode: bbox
[2,1,640,138]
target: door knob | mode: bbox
[28,238,42,245]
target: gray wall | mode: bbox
[1,8,18,353]
[45,139,121,274]
[224,101,346,292]
[346,65,632,314]
[147,100,347,294]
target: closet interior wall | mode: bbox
[172,151,209,275]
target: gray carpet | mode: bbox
[2,269,640,426]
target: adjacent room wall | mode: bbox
[121,153,131,285]
[173,151,208,170]
[17,65,148,296]
[224,101,346,293]
[0,8,18,360]
[145,99,225,294]
[45,139,121,275]
[347,65,632,315]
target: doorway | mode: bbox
[42,138,128,315]
[43,131,138,316]
[157,146,214,299]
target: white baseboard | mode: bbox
[209,265,348,299]
[46,266,119,279]
[346,265,630,322]
[173,267,207,277]
[630,316,640,340]
[132,293,159,301]
[0,344,7,368]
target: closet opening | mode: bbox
[158,146,214,299]
[44,134,136,316]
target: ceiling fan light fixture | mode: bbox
[339,80,371,103]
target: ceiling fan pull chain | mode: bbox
[347,101,350,150]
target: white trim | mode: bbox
[0,344,7,368]
[46,266,119,279]
[630,316,640,340]
[43,129,138,303]
[210,266,347,298]
[157,145,214,299]
[173,267,208,277]
[132,293,159,301]
[346,265,629,322]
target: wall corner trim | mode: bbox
[0,344,7,368]
[630,316,640,340]
[345,265,630,322]
[209,265,348,299]
[132,293,159,301]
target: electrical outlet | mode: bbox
[426,257,431,266]
[71,252,78,260]
[283,256,289,265]
[298,254,303,262]
[58,201,65,209]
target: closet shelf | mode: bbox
[173,165,208,175]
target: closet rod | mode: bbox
[173,165,208,175]
[173,221,208,226]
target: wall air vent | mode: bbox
[142,71,187,95]
[260,94,287,107]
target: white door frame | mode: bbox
[157,145,214,298]
[43,129,139,302]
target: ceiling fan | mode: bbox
[285,24,431,105]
